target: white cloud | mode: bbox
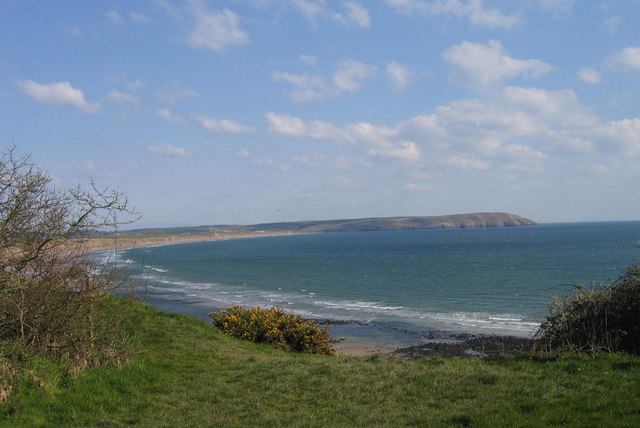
[404,87,597,158]
[251,157,290,171]
[385,0,428,13]
[333,2,371,28]
[464,1,521,29]
[266,113,348,140]
[106,10,124,25]
[578,68,602,84]
[404,183,435,191]
[153,82,201,103]
[444,153,490,171]
[156,109,183,123]
[328,175,358,188]
[157,0,183,18]
[443,40,554,91]
[595,118,640,157]
[188,5,249,53]
[386,61,414,90]
[109,76,145,91]
[299,54,317,66]
[604,16,621,35]
[130,12,151,23]
[345,122,420,161]
[17,80,101,114]
[546,131,594,153]
[266,113,419,162]
[272,71,334,102]
[386,0,522,29]
[126,78,145,91]
[237,148,251,158]
[265,113,308,137]
[292,0,324,22]
[539,0,574,12]
[502,144,547,161]
[503,87,597,128]
[501,144,547,172]
[401,114,449,150]
[148,144,190,157]
[268,83,640,175]
[608,47,640,71]
[333,60,376,92]
[293,0,371,28]
[197,116,255,133]
[273,59,376,102]
[106,89,140,106]
[291,154,373,170]
[252,157,273,167]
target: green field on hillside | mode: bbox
[2,297,639,427]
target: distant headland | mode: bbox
[236,212,538,233]
[85,212,537,252]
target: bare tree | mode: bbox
[0,146,138,365]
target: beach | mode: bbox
[89,223,640,358]
[143,289,536,358]
[134,268,536,358]
[83,231,299,253]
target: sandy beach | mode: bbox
[82,231,299,253]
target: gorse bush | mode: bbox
[536,266,640,354]
[210,306,339,355]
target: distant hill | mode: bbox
[104,212,537,237]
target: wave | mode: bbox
[144,265,168,273]
[125,268,538,337]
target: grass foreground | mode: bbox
[2,297,640,427]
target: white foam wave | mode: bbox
[121,255,539,337]
[144,265,168,273]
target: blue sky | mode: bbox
[2,0,639,227]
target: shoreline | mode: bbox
[140,288,537,358]
[90,231,539,358]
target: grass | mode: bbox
[2,297,640,427]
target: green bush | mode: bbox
[536,266,640,354]
[209,306,339,355]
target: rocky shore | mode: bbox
[394,335,536,359]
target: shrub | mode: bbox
[0,354,15,402]
[210,306,339,355]
[0,146,137,370]
[535,266,640,354]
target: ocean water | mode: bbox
[106,222,640,347]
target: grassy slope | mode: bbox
[2,298,639,427]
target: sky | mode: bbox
[1,0,639,227]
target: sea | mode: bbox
[99,222,640,348]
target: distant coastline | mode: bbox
[84,212,537,252]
